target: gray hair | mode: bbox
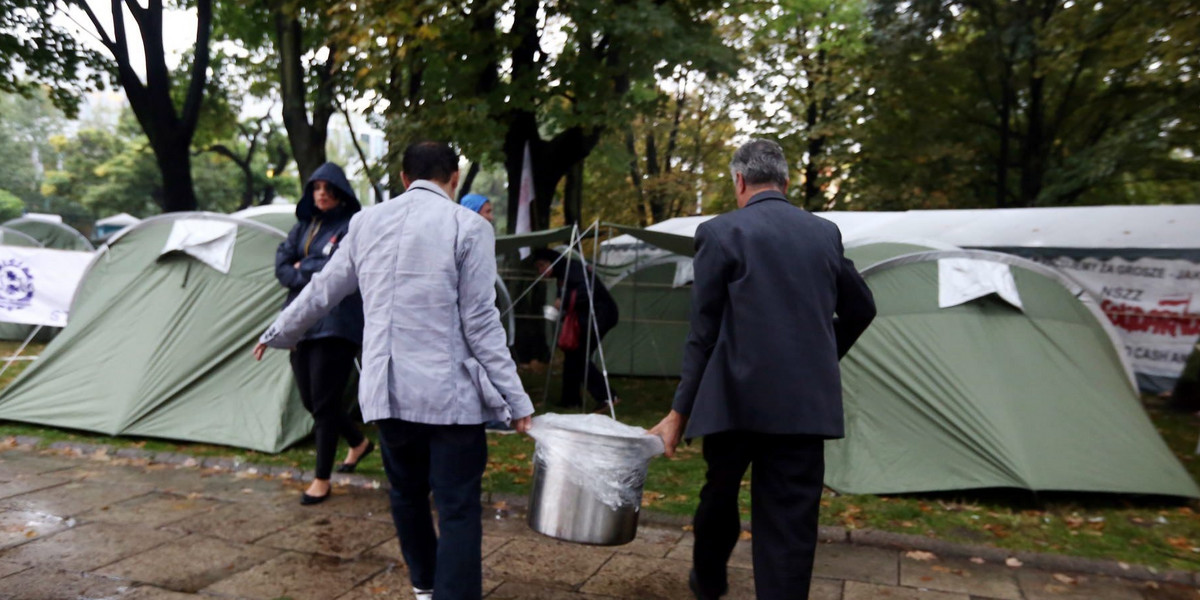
[729,139,789,188]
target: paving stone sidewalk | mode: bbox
[0,447,1197,600]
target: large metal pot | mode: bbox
[526,415,660,546]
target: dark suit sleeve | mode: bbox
[275,224,310,290]
[672,225,732,417]
[832,233,876,358]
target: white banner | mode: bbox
[0,247,93,327]
[1028,255,1200,381]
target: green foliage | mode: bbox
[0,189,24,221]
[333,0,737,211]
[736,0,872,210]
[583,77,738,226]
[854,0,1200,209]
[0,1,108,115]
[0,90,66,206]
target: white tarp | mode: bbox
[938,259,1023,310]
[0,247,93,327]
[161,220,238,273]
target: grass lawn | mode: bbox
[2,342,1200,570]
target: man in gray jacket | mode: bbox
[254,142,533,600]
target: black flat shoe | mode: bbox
[300,491,330,506]
[336,440,375,473]
[688,570,726,600]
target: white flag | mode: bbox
[0,247,93,327]
[517,141,534,259]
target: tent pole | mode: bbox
[0,325,42,381]
[541,224,580,410]
[581,225,596,413]
[632,238,640,377]
[579,220,616,420]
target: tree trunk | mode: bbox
[154,139,198,213]
[1020,70,1046,206]
[564,159,584,226]
[458,162,482,200]
[996,63,1012,208]
[273,9,332,184]
[75,0,211,213]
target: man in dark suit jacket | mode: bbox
[651,139,876,600]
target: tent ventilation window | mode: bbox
[159,220,238,274]
[938,258,1023,311]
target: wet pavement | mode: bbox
[0,446,1197,599]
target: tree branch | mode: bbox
[72,0,115,51]
[338,101,382,200]
[180,0,212,135]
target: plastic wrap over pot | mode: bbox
[529,413,665,510]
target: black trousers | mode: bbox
[560,321,616,408]
[377,419,487,599]
[692,431,825,600]
[289,337,364,480]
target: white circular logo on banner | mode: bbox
[0,259,34,311]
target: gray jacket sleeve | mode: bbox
[260,218,361,349]
[672,224,732,417]
[457,220,534,419]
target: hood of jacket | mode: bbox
[297,162,362,221]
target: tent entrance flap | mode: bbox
[160,220,238,274]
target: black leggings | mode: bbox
[560,322,617,408]
[290,337,364,480]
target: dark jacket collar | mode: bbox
[745,189,789,207]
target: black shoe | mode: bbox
[688,570,726,600]
[336,440,375,473]
[300,491,330,506]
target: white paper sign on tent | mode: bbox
[938,258,1023,310]
[161,219,238,274]
[0,247,93,327]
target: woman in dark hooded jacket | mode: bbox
[275,162,371,505]
[532,248,620,412]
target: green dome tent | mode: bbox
[2,217,94,251]
[0,213,311,453]
[232,204,297,232]
[593,225,1198,497]
[826,243,1197,497]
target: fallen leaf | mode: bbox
[739,530,752,541]
[682,525,694,532]
[493,501,509,511]
[1166,536,1192,550]
[969,557,985,565]
[930,565,951,573]
[24,530,36,538]
[905,550,937,561]
[1005,557,1023,568]
[1052,573,1076,585]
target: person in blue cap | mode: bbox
[459,193,494,223]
